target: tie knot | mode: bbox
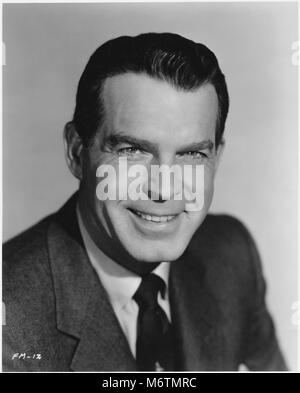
[133,273,166,309]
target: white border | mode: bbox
[0,0,298,373]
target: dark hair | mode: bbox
[73,32,229,147]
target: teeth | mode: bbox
[135,211,176,223]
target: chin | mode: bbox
[123,238,190,263]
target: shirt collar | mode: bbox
[76,205,170,311]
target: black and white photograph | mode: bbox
[1,1,298,373]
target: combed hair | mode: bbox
[73,32,229,146]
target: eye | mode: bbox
[117,146,143,156]
[177,151,208,159]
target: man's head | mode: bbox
[64,33,229,265]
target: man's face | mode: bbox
[78,73,221,263]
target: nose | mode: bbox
[146,155,179,202]
[147,188,166,203]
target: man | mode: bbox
[3,33,287,371]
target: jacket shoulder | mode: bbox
[200,213,254,240]
[193,213,258,253]
[3,215,56,327]
[3,216,53,280]
[2,215,61,370]
[189,213,262,288]
[2,195,80,371]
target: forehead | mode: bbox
[101,72,218,142]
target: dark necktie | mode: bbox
[133,273,175,371]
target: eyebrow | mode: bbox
[177,140,215,153]
[103,133,159,155]
[103,132,214,154]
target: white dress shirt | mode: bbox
[76,206,171,358]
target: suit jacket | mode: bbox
[2,193,287,371]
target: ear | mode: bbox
[214,138,225,173]
[63,122,84,180]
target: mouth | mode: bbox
[128,208,179,223]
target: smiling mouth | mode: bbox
[128,209,178,223]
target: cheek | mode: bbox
[183,164,215,213]
[93,198,121,240]
[204,163,216,195]
[95,157,129,203]
[96,158,150,202]
[82,155,101,198]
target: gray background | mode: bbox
[3,2,298,369]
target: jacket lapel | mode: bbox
[47,194,137,371]
[169,248,225,371]
[69,277,137,371]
